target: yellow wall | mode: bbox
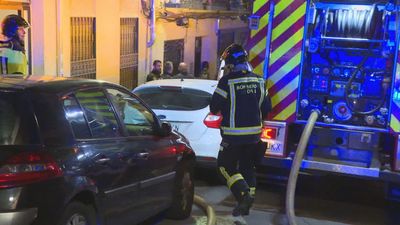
[31,0,45,74]
[96,0,120,84]
[71,0,95,16]
[29,0,247,84]
[43,0,57,75]
[120,0,148,85]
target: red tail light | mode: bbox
[203,112,222,129]
[0,152,63,188]
[168,144,187,155]
[261,126,277,142]
[262,121,287,157]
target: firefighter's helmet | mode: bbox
[220,44,248,66]
[2,15,29,38]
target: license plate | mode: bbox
[263,121,287,157]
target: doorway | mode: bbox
[120,17,139,90]
[194,37,202,78]
[164,39,184,75]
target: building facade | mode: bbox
[0,0,249,89]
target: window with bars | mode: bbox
[120,18,139,90]
[71,17,96,79]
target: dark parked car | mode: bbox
[0,76,195,225]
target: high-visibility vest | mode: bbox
[0,40,28,75]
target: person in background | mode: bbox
[0,14,30,75]
[210,44,271,217]
[202,0,209,9]
[173,62,193,79]
[146,60,162,82]
[161,61,174,79]
[199,61,210,79]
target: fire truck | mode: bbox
[247,0,400,200]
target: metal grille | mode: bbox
[71,17,96,79]
[120,18,138,90]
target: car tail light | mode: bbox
[168,144,187,155]
[203,112,222,129]
[0,152,63,188]
[159,86,182,92]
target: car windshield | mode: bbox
[0,91,40,145]
[135,86,212,111]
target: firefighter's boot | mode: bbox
[230,180,254,216]
[232,191,254,216]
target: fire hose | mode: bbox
[286,110,320,225]
[194,194,216,225]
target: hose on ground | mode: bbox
[194,194,216,225]
[286,110,320,225]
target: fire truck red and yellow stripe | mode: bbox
[248,0,306,122]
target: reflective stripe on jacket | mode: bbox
[210,70,271,144]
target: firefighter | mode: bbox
[0,14,30,75]
[210,43,271,216]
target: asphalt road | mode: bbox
[140,168,400,225]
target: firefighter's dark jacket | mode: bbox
[210,70,271,145]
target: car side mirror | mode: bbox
[159,122,172,136]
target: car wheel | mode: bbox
[166,165,194,219]
[57,201,96,225]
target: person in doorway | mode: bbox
[210,43,271,216]
[0,14,30,75]
[199,61,210,79]
[161,61,174,79]
[146,60,162,82]
[173,62,193,79]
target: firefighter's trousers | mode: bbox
[217,141,266,202]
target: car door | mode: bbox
[63,89,141,225]
[106,87,178,221]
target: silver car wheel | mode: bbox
[66,213,87,225]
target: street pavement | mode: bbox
[141,170,400,225]
[148,185,350,225]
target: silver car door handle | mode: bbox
[138,152,149,159]
[95,157,111,164]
